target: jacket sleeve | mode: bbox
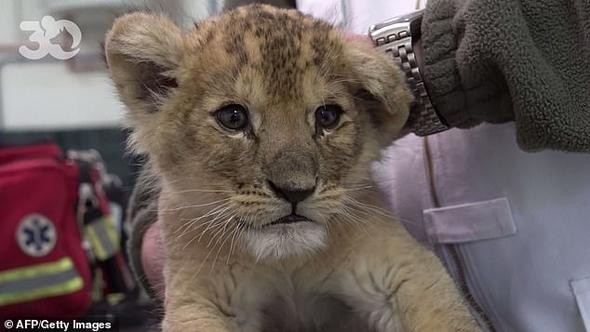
[421,0,590,152]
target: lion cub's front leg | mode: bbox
[328,222,480,332]
[162,260,268,332]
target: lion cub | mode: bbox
[106,5,479,332]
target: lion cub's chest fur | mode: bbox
[260,292,366,332]
[227,266,372,332]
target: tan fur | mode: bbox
[105,5,480,331]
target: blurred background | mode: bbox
[0,1,225,330]
[0,0,224,187]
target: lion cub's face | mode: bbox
[106,5,410,259]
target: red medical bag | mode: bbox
[0,143,92,318]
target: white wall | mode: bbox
[1,63,124,130]
[0,0,218,132]
[0,1,18,44]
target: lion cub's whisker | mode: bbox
[207,216,235,249]
[173,202,233,236]
[194,207,234,243]
[176,210,229,240]
[342,196,424,228]
[156,198,232,213]
[166,189,233,195]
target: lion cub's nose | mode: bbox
[267,181,315,204]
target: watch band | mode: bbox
[369,10,449,136]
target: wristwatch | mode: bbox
[369,10,449,136]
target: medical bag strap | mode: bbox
[77,160,135,298]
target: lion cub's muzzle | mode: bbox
[261,148,319,226]
[266,180,315,226]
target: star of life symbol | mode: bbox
[19,15,82,60]
[16,214,57,257]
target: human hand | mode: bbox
[140,220,166,301]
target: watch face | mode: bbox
[369,10,423,32]
[392,9,424,24]
[368,10,423,41]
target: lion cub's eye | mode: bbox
[315,104,343,130]
[215,104,249,131]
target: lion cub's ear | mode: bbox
[105,13,183,115]
[344,39,413,146]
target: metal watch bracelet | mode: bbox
[369,10,449,136]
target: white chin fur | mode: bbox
[244,222,327,261]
